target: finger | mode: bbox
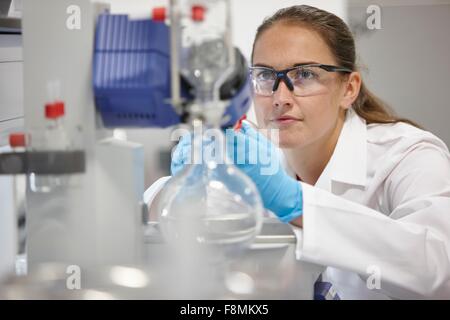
[240,121,259,139]
[178,132,192,147]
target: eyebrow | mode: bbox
[252,61,321,69]
[294,61,320,66]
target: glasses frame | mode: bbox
[249,63,353,96]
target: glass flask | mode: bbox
[157,127,264,259]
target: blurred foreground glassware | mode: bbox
[157,127,263,261]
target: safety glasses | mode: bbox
[249,64,352,97]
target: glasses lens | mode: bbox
[250,68,275,96]
[287,66,330,97]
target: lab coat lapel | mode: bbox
[315,109,368,192]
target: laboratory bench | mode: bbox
[0,218,323,299]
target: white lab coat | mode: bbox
[290,108,450,299]
[144,108,450,299]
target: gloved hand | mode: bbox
[170,121,303,223]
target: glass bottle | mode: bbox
[30,101,71,193]
[157,125,263,260]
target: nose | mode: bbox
[272,80,294,109]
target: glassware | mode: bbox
[157,126,263,260]
[179,0,230,101]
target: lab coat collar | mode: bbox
[315,108,368,190]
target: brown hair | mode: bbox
[251,5,421,128]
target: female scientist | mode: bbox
[161,5,450,299]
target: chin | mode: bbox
[276,134,304,149]
[278,140,300,149]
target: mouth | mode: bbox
[270,115,303,126]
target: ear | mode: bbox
[340,72,362,110]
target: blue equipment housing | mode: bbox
[93,13,251,128]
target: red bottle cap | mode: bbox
[152,7,166,22]
[192,5,205,22]
[45,101,65,119]
[9,133,27,147]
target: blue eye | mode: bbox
[255,69,275,81]
[292,68,316,80]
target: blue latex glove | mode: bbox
[171,122,303,223]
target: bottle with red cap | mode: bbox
[31,81,72,192]
[43,100,70,151]
[9,132,28,153]
[29,81,71,152]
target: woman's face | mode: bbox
[252,23,352,149]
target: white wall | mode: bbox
[231,0,347,61]
[348,1,450,147]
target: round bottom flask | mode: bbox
[157,128,264,260]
